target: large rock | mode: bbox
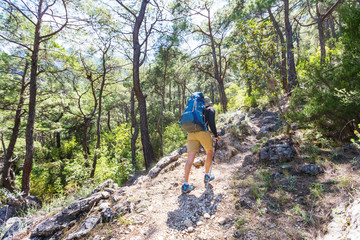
[101,207,114,223]
[148,146,186,178]
[301,164,324,176]
[23,196,43,210]
[2,218,26,240]
[92,179,114,194]
[66,216,100,240]
[30,193,103,239]
[0,205,17,226]
[259,138,295,164]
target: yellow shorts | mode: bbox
[187,131,213,153]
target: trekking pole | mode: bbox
[207,139,218,189]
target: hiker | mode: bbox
[181,96,220,194]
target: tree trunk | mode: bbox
[182,80,186,112]
[178,84,181,116]
[317,13,326,64]
[157,49,169,157]
[208,23,227,112]
[329,17,337,40]
[168,80,172,112]
[284,0,298,91]
[90,48,108,178]
[210,83,215,103]
[82,118,90,160]
[107,110,111,132]
[22,1,43,196]
[2,62,28,192]
[268,8,288,92]
[132,0,154,170]
[130,89,139,169]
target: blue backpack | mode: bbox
[180,92,207,132]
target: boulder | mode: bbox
[30,193,103,239]
[101,207,114,223]
[23,196,43,210]
[2,218,26,240]
[0,205,17,226]
[92,179,114,194]
[242,155,254,167]
[114,201,131,216]
[148,146,186,179]
[259,138,295,164]
[301,164,324,176]
[66,216,100,240]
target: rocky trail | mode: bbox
[1,108,360,240]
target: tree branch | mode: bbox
[40,0,68,40]
[3,0,36,26]
[116,0,136,18]
[0,33,32,51]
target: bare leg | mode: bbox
[184,152,197,182]
[205,149,214,174]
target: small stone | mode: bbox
[197,220,204,226]
[193,157,205,168]
[101,191,111,199]
[187,227,194,233]
[104,188,115,194]
[184,219,193,227]
[113,183,119,189]
[217,217,227,225]
[99,202,110,210]
[112,195,122,203]
[204,213,211,219]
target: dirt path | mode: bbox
[102,135,257,240]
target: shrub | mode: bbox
[163,123,186,155]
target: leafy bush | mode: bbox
[288,5,360,138]
[351,124,360,151]
[30,137,88,199]
[163,123,186,155]
[95,124,138,185]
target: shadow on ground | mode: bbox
[166,184,223,231]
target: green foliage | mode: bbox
[351,124,360,150]
[95,124,138,184]
[288,5,360,137]
[30,137,89,199]
[228,19,281,102]
[309,183,325,201]
[163,123,186,155]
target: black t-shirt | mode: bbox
[204,106,218,137]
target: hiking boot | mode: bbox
[204,173,215,183]
[181,183,194,194]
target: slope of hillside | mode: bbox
[2,108,360,240]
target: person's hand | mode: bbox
[215,136,220,141]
